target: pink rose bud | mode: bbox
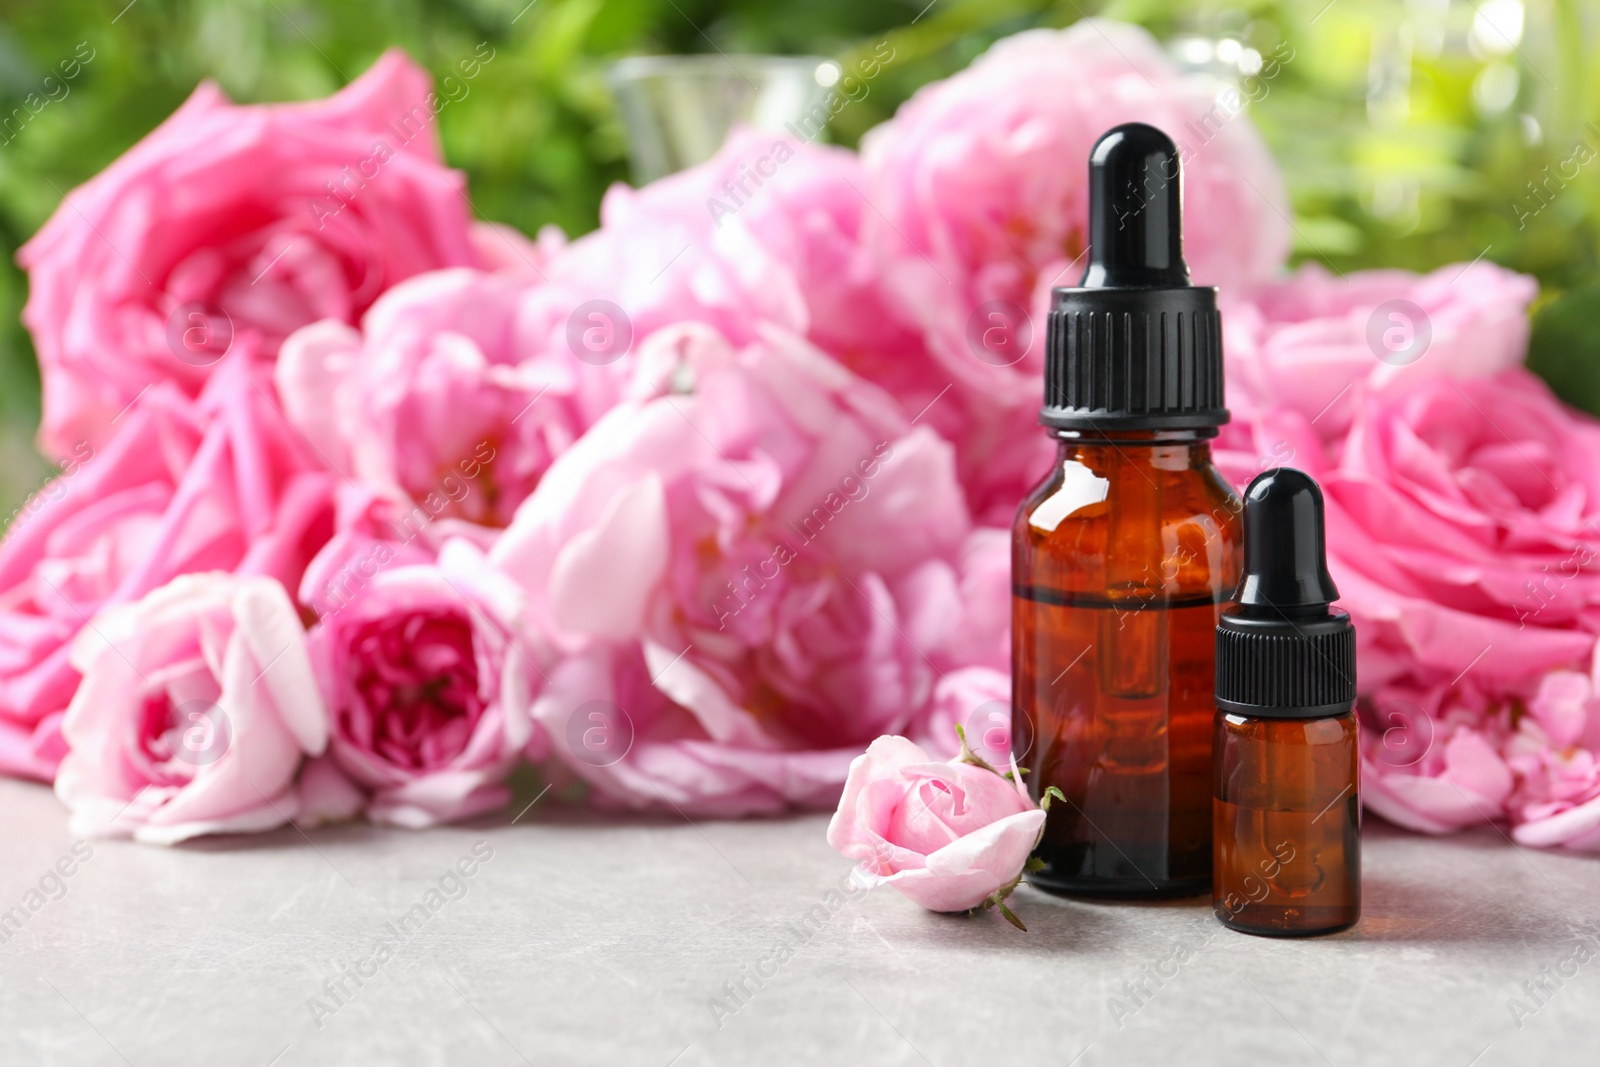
[827,733,1048,925]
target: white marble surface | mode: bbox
[0,773,1595,1067]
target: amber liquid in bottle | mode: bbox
[1214,712,1360,936]
[1013,431,1241,897]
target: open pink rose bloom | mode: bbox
[1,22,1595,877]
[18,51,482,457]
[54,573,327,845]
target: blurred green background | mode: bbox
[0,0,1597,510]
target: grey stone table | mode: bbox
[0,774,1595,1067]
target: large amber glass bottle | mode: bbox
[1012,123,1242,898]
[1015,431,1240,896]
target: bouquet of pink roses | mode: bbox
[3,22,1594,856]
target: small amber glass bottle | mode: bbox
[1013,123,1242,898]
[1213,468,1359,936]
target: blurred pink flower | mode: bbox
[826,735,1044,914]
[1220,262,1538,447]
[687,132,944,416]
[493,323,986,814]
[493,129,1051,523]
[0,356,334,782]
[1225,368,1600,850]
[554,130,975,455]
[276,267,623,528]
[556,131,931,376]
[18,50,481,454]
[300,531,539,827]
[860,19,1289,413]
[1360,681,1516,834]
[1326,370,1600,692]
[1506,670,1600,850]
[470,221,567,280]
[54,573,327,845]
[1362,670,1600,853]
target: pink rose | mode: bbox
[1360,682,1516,834]
[860,19,1289,413]
[1504,670,1600,850]
[548,131,958,430]
[1327,370,1600,690]
[277,267,624,528]
[548,145,799,350]
[493,323,984,814]
[18,49,481,454]
[1362,669,1600,853]
[918,667,1016,766]
[951,527,1011,675]
[468,130,1038,521]
[1223,368,1600,848]
[689,132,943,417]
[1221,262,1538,447]
[300,530,539,827]
[53,573,327,845]
[0,356,334,782]
[555,131,921,361]
[827,735,1045,915]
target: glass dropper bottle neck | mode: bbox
[1050,426,1219,447]
[1050,427,1221,477]
[1056,428,1216,454]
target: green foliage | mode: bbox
[1528,279,1600,415]
[0,0,1596,504]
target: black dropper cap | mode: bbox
[1216,469,1356,719]
[1042,122,1227,432]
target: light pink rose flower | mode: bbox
[548,131,961,437]
[18,49,481,454]
[1505,669,1600,850]
[493,323,984,814]
[860,19,1290,414]
[273,131,949,529]
[0,356,335,782]
[1222,368,1600,849]
[469,221,567,280]
[276,266,624,529]
[556,131,929,368]
[1362,668,1600,853]
[1220,262,1538,446]
[827,735,1045,915]
[917,667,1016,766]
[1326,370,1600,691]
[547,141,801,351]
[1359,681,1517,834]
[951,527,1011,675]
[54,573,327,845]
[690,131,943,416]
[300,531,540,827]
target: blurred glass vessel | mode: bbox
[607,55,836,183]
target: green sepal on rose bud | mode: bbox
[952,723,1002,775]
[948,732,1069,933]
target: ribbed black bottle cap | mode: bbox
[1042,122,1228,432]
[1216,468,1356,718]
